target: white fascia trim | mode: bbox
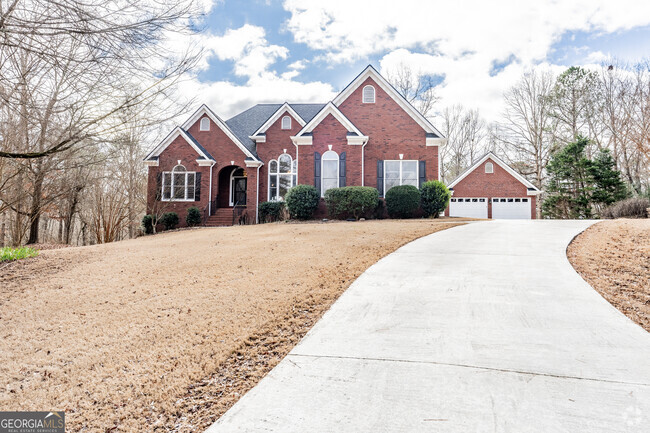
[447,152,540,191]
[295,102,364,137]
[181,104,260,161]
[197,159,216,166]
[291,135,313,145]
[245,160,264,168]
[249,135,266,143]
[347,135,369,145]
[332,65,444,138]
[252,103,306,137]
[144,160,159,167]
[426,137,447,146]
[144,127,210,161]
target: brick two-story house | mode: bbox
[144,65,446,226]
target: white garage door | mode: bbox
[449,197,488,218]
[491,197,532,219]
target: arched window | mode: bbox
[321,150,339,196]
[200,117,210,131]
[281,115,291,130]
[268,153,297,200]
[485,162,494,173]
[362,85,375,103]
[162,164,196,201]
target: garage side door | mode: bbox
[449,198,488,218]
[491,198,531,219]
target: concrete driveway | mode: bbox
[207,220,650,432]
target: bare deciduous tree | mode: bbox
[385,63,440,118]
[437,105,486,183]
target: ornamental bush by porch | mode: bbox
[285,185,320,220]
[160,212,179,230]
[259,201,286,223]
[325,186,379,220]
[420,180,451,218]
[186,207,202,226]
[385,185,421,218]
[142,214,154,234]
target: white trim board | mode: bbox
[144,127,211,161]
[251,103,306,138]
[332,65,444,138]
[447,152,541,193]
[181,104,259,161]
[291,102,369,146]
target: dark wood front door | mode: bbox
[233,178,247,205]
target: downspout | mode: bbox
[256,164,261,224]
[208,161,216,216]
[361,139,368,186]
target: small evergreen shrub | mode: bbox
[0,246,38,262]
[420,180,451,218]
[385,185,421,218]
[142,214,154,234]
[284,185,320,220]
[186,207,202,226]
[160,212,179,230]
[602,197,649,219]
[324,186,379,220]
[259,201,286,223]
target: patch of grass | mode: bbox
[0,246,38,262]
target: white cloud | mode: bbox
[282,0,650,121]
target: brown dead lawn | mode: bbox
[568,218,650,332]
[0,219,464,432]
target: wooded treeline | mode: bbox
[392,62,650,217]
[0,0,203,246]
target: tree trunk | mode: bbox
[26,170,44,244]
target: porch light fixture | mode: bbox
[399,154,404,160]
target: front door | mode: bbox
[233,178,247,205]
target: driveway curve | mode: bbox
[207,220,650,432]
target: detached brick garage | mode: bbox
[445,152,541,219]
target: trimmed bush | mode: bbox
[385,185,421,218]
[259,200,286,223]
[160,212,179,230]
[325,186,379,220]
[284,184,320,220]
[142,214,154,234]
[602,197,649,219]
[420,180,451,218]
[186,207,202,227]
[0,246,38,262]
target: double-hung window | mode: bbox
[162,164,196,201]
[384,160,418,193]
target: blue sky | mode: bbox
[180,0,650,121]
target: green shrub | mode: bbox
[186,207,202,226]
[160,212,179,230]
[284,184,320,220]
[420,180,451,218]
[259,201,286,223]
[324,186,379,220]
[142,214,154,234]
[0,246,38,262]
[385,185,421,218]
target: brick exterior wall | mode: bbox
[338,77,439,188]
[444,157,537,219]
[146,135,210,227]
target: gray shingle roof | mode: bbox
[225,103,326,158]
